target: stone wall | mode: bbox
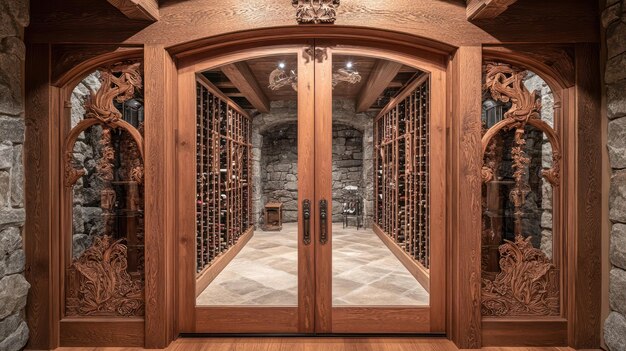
[604,0,626,349]
[258,122,365,223]
[0,0,30,350]
[251,100,375,226]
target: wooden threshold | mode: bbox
[373,224,430,292]
[195,227,254,297]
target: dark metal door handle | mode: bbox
[303,199,311,245]
[320,199,328,244]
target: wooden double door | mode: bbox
[177,43,446,335]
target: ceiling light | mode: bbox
[278,62,286,69]
[346,61,353,69]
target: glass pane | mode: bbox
[332,54,429,306]
[195,54,298,306]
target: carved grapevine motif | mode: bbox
[481,62,561,317]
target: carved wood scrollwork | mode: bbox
[292,0,339,24]
[65,235,144,316]
[64,60,145,317]
[481,62,561,317]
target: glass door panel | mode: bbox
[179,46,316,333]
[315,47,446,334]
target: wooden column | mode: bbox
[447,46,482,349]
[24,43,60,350]
[568,43,601,349]
[143,44,178,348]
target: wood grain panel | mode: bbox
[373,224,430,292]
[60,318,145,347]
[25,43,59,350]
[195,228,254,296]
[568,43,601,349]
[482,319,567,347]
[194,308,298,333]
[297,45,316,333]
[331,308,432,334]
[466,0,517,20]
[447,46,482,349]
[315,46,334,333]
[28,0,598,46]
[356,59,402,112]
[176,66,198,334]
[221,62,270,113]
[144,44,177,348]
[107,0,159,21]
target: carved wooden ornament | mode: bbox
[481,62,561,317]
[292,0,340,24]
[66,235,144,316]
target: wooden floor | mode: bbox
[55,337,572,351]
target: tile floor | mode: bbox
[196,223,429,306]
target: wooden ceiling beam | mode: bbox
[221,62,271,113]
[356,60,402,113]
[466,0,517,20]
[107,0,159,21]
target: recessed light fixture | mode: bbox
[278,62,286,69]
[346,61,353,69]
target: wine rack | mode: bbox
[196,76,252,274]
[374,75,430,269]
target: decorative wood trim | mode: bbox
[60,318,145,347]
[25,43,60,350]
[144,44,178,348]
[568,43,601,349]
[481,318,568,346]
[356,59,403,112]
[107,0,159,21]
[466,0,517,21]
[221,62,271,113]
[447,46,482,349]
[373,224,430,292]
[195,227,254,297]
[331,307,432,333]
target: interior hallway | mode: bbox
[196,223,429,306]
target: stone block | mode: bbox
[10,144,22,207]
[0,117,24,143]
[540,211,552,229]
[0,38,24,116]
[0,313,21,341]
[610,268,626,316]
[0,141,12,170]
[608,76,626,119]
[606,53,626,84]
[0,227,20,257]
[0,319,28,351]
[612,223,626,270]
[0,249,24,278]
[0,171,9,208]
[605,311,626,351]
[0,274,29,319]
[611,170,626,223]
[609,117,626,168]
[603,3,622,28]
[608,22,626,59]
[0,208,24,229]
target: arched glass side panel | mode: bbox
[480,62,561,317]
[64,62,145,317]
